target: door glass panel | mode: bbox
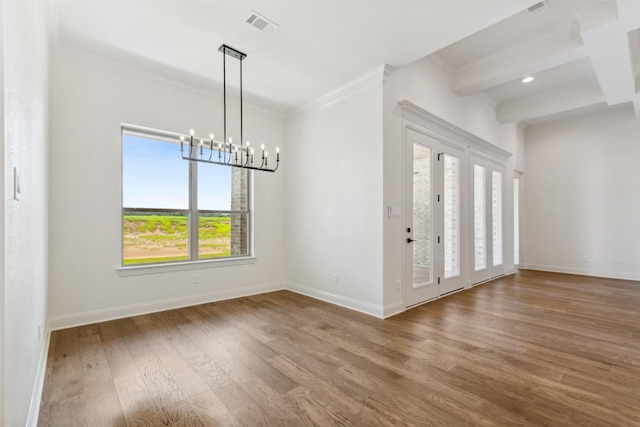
[514,178,519,265]
[474,164,486,271]
[443,154,459,278]
[492,170,503,266]
[413,144,431,286]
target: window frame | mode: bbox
[119,124,254,274]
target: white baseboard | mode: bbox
[48,282,285,331]
[26,328,51,427]
[524,264,640,281]
[285,281,386,319]
[382,300,405,318]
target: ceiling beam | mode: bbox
[496,81,604,124]
[451,32,587,96]
[582,22,635,107]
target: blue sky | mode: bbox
[123,134,231,210]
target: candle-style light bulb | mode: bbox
[180,135,184,153]
[260,144,265,150]
[189,129,194,147]
[210,133,214,140]
[190,129,194,136]
[276,146,280,161]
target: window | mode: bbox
[443,154,460,278]
[122,127,250,266]
[473,164,486,271]
[492,170,503,266]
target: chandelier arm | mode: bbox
[185,156,276,173]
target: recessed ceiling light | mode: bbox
[522,76,534,83]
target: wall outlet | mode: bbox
[615,258,622,266]
[332,273,339,284]
[194,273,200,284]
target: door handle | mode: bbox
[407,238,415,243]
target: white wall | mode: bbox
[383,57,525,311]
[285,71,385,316]
[0,3,5,422]
[2,2,50,425]
[48,49,286,326]
[524,106,640,280]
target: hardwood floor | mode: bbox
[38,270,640,426]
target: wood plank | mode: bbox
[187,390,241,427]
[129,313,211,399]
[38,271,640,426]
[113,373,167,427]
[47,395,87,427]
[77,332,126,427]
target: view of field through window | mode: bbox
[122,132,247,265]
[122,211,238,265]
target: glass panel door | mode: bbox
[443,154,460,279]
[492,170,503,267]
[406,130,465,306]
[473,164,486,272]
[470,157,505,285]
[406,130,439,306]
[412,143,432,287]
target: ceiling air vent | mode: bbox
[527,1,549,14]
[246,10,279,34]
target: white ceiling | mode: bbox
[431,0,640,126]
[48,1,640,125]
[48,0,537,112]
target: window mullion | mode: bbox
[189,146,199,261]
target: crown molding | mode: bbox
[51,44,287,118]
[397,100,512,162]
[288,64,395,117]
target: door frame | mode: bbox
[469,150,506,285]
[404,125,467,307]
[398,101,512,309]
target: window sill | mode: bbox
[117,256,256,277]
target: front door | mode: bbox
[406,129,465,307]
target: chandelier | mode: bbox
[180,44,280,172]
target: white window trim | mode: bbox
[117,256,256,277]
[120,124,253,270]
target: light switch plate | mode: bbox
[387,206,400,218]
[13,167,21,201]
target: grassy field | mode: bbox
[123,214,233,265]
